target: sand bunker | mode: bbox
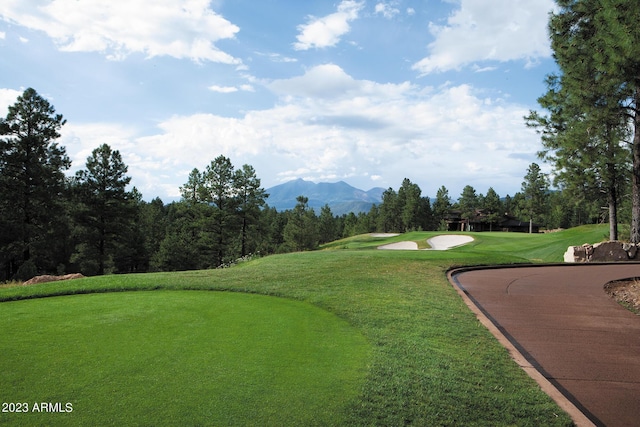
[426,235,474,250]
[370,233,400,238]
[378,235,473,251]
[378,241,418,250]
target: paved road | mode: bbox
[450,264,640,427]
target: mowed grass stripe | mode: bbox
[0,291,369,426]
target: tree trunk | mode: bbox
[609,200,618,241]
[607,150,618,241]
[606,125,618,241]
[241,214,247,257]
[99,227,105,276]
[608,175,618,241]
[631,88,640,243]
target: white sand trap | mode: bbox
[378,241,418,250]
[426,235,474,250]
[378,235,474,251]
[370,233,400,238]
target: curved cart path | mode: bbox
[450,264,640,427]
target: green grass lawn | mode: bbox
[0,291,367,426]
[0,225,609,426]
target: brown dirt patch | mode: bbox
[605,278,640,315]
[22,273,85,286]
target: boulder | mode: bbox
[592,241,631,262]
[564,244,592,263]
[624,243,638,259]
[565,241,640,263]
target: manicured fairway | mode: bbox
[0,291,369,426]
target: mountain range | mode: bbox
[265,179,385,215]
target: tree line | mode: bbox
[0,87,623,281]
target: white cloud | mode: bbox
[208,85,238,93]
[293,0,364,50]
[59,122,184,198]
[375,2,400,19]
[268,63,413,100]
[4,58,541,199]
[0,31,5,39]
[0,88,22,117]
[0,0,240,63]
[208,84,255,93]
[60,122,140,172]
[412,0,555,74]
[473,65,498,73]
[268,64,359,98]
[95,65,540,198]
[255,51,298,63]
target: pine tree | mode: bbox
[318,204,337,243]
[458,185,478,231]
[71,144,133,275]
[378,188,401,232]
[283,196,318,251]
[521,163,549,233]
[200,156,238,266]
[234,164,268,257]
[543,0,639,241]
[481,187,503,231]
[432,186,452,230]
[180,168,203,203]
[398,178,422,231]
[0,88,70,280]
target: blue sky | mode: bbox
[1,0,558,201]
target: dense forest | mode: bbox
[0,88,626,281]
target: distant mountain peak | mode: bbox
[266,179,384,215]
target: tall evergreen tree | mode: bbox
[180,168,203,203]
[112,187,148,273]
[71,144,133,275]
[200,156,238,266]
[138,197,168,272]
[153,201,210,271]
[544,0,639,241]
[0,88,70,280]
[234,164,268,257]
[526,72,629,240]
[378,188,401,232]
[458,185,478,231]
[521,163,549,233]
[318,204,337,243]
[432,186,452,230]
[481,187,503,231]
[283,196,318,251]
[398,178,422,231]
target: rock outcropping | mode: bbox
[564,241,640,262]
[22,273,85,285]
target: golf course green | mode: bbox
[1,226,612,426]
[0,291,368,426]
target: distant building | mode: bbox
[444,209,540,233]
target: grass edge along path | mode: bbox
[0,227,608,425]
